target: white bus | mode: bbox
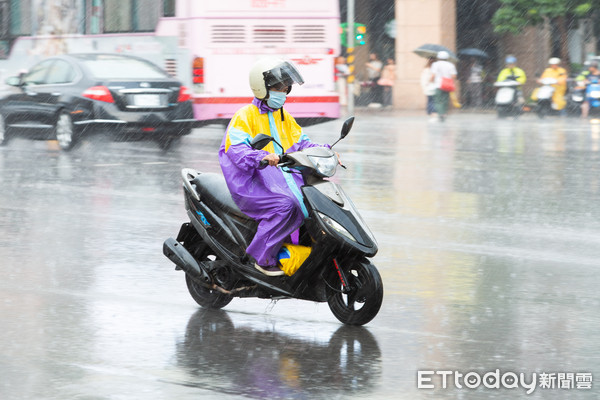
[0,0,341,125]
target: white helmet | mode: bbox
[549,57,561,65]
[437,51,449,60]
[249,57,304,99]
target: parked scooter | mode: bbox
[535,77,558,118]
[163,117,384,326]
[493,75,522,118]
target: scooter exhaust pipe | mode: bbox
[163,238,212,286]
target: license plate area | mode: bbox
[126,94,167,108]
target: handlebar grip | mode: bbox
[259,154,282,169]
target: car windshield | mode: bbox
[80,56,168,80]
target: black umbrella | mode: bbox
[458,48,489,58]
[413,44,458,62]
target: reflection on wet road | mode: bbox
[0,112,599,399]
[175,309,381,398]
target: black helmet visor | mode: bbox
[263,61,305,89]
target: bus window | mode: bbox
[104,0,159,33]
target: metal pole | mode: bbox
[346,0,355,115]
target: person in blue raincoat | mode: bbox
[218,58,330,276]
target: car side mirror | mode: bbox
[250,133,274,150]
[5,76,22,87]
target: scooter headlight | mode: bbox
[308,154,338,177]
[317,212,356,242]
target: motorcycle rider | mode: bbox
[497,55,526,85]
[496,55,527,107]
[218,58,331,276]
[537,57,568,114]
[576,61,600,118]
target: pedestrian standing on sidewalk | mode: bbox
[464,57,483,108]
[421,57,437,119]
[365,52,383,106]
[430,50,457,122]
[378,58,395,108]
[335,56,350,106]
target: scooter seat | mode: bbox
[191,173,251,220]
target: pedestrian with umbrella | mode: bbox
[463,57,484,108]
[458,48,489,59]
[414,44,458,62]
[430,50,457,122]
[420,57,437,119]
[458,48,488,108]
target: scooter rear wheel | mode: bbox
[537,103,549,119]
[185,273,233,309]
[326,260,383,326]
[497,105,511,119]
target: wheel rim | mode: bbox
[336,267,369,310]
[56,113,73,148]
[326,261,383,325]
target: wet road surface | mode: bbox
[1,111,599,399]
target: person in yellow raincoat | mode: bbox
[497,55,527,85]
[537,57,567,112]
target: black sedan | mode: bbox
[0,53,195,150]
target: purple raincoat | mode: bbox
[219,98,325,266]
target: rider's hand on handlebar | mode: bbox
[262,153,280,167]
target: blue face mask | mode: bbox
[267,90,287,109]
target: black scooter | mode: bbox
[163,117,383,325]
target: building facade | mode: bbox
[394,0,456,109]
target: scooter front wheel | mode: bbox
[326,260,383,326]
[185,273,233,309]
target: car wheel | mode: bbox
[157,135,181,151]
[55,111,79,151]
[0,114,9,146]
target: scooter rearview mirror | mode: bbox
[250,133,274,150]
[250,133,285,153]
[331,116,354,148]
[340,116,354,139]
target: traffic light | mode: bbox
[355,24,366,46]
[340,23,367,47]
